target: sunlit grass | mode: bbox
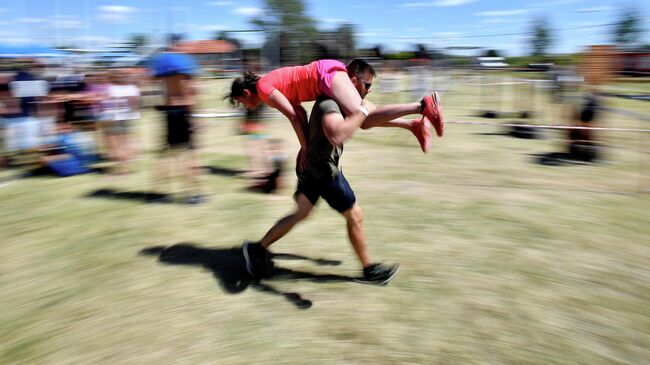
[1,74,648,365]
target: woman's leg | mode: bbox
[329,71,364,116]
[330,71,430,152]
[330,71,421,126]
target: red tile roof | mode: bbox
[172,40,237,54]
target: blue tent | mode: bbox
[148,52,199,77]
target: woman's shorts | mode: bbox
[316,60,348,99]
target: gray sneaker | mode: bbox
[184,194,207,205]
[357,263,400,286]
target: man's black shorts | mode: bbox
[164,106,193,148]
[296,172,356,213]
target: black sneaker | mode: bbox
[148,193,174,204]
[242,241,273,278]
[356,263,400,286]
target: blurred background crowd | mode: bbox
[0,0,648,197]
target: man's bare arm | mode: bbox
[322,109,363,147]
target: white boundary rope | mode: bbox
[191,112,241,118]
[449,119,650,133]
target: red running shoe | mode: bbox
[421,92,444,137]
[411,117,431,153]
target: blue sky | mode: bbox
[0,0,648,56]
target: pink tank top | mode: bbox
[256,61,320,105]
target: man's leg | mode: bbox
[341,203,371,268]
[243,193,314,277]
[341,203,400,284]
[258,193,314,248]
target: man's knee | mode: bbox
[295,206,311,220]
[344,204,364,226]
[294,193,314,220]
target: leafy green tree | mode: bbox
[530,17,553,58]
[252,0,318,65]
[336,23,356,59]
[213,31,242,49]
[128,34,148,50]
[612,6,644,48]
[484,49,501,58]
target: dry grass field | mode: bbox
[1,74,648,364]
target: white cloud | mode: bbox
[320,18,348,23]
[401,0,474,7]
[577,6,614,13]
[99,5,137,14]
[476,9,527,17]
[17,17,48,24]
[98,5,138,22]
[528,0,583,12]
[78,35,113,43]
[169,6,190,12]
[74,35,115,47]
[539,0,584,7]
[401,1,433,6]
[52,16,87,30]
[67,34,122,50]
[435,0,475,6]
[233,7,264,17]
[15,16,86,31]
[208,1,234,6]
[0,32,33,44]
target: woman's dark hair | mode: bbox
[224,71,260,106]
[346,59,376,79]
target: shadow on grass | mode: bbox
[533,141,605,166]
[86,188,175,204]
[531,152,596,166]
[139,243,354,310]
[202,165,247,177]
[474,132,510,136]
[474,126,544,139]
